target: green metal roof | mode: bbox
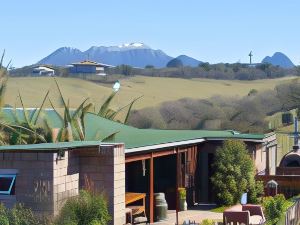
[0,110,265,152]
[0,141,108,151]
[84,113,265,149]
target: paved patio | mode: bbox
[151,205,223,225]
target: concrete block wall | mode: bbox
[52,151,79,215]
[0,144,126,224]
[0,152,55,215]
[77,144,126,225]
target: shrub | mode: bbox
[211,140,263,206]
[0,215,9,225]
[8,204,40,225]
[201,219,214,225]
[178,188,186,199]
[262,194,286,225]
[0,203,43,225]
[55,190,111,225]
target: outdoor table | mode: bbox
[125,192,146,216]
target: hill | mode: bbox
[3,76,296,110]
[175,55,202,67]
[38,43,173,68]
[262,52,295,68]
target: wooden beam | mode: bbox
[153,149,176,158]
[149,153,154,223]
[125,154,151,163]
[126,147,190,163]
[178,148,188,153]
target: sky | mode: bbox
[1,0,300,67]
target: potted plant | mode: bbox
[178,188,187,211]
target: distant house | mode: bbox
[69,60,110,76]
[32,66,55,76]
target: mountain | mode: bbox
[38,43,173,68]
[175,55,202,67]
[38,47,85,67]
[261,52,295,68]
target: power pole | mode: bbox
[248,51,253,65]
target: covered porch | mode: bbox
[125,144,206,223]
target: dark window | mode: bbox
[0,175,16,195]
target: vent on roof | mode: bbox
[227,130,240,135]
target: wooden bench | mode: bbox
[125,192,148,224]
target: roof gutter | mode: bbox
[205,137,264,143]
[125,138,205,154]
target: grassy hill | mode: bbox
[4,76,296,110]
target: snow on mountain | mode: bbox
[38,43,172,68]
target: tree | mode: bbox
[262,194,286,225]
[211,140,263,206]
[166,58,183,68]
[199,62,211,71]
[295,65,300,76]
[116,64,133,76]
[248,89,258,96]
[145,65,154,69]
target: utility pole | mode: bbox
[248,51,253,65]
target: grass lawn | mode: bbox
[210,206,229,213]
[4,76,296,110]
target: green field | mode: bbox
[4,76,296,110]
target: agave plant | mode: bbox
[2,90,52,145]
[0,50,19,145]
[49,79,141,142]
[49,79,119,142]
[97,88,142,124]
[0,58,140,145]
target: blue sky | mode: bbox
[1,0,299,67]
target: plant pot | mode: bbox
[179,199,187,211]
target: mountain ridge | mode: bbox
[38,43,174,68]
[37,44,295,69]
[261,52,295,68]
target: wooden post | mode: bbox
[266,145,270,175]
[149,153,154,223]
[176,148,180,225]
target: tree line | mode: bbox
[128,78,300,133]
[107,63,300,80]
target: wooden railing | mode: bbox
[284,197,300,225]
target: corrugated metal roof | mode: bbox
[84,113,265,149]
[0,141,104,151]
[0,110,265,152]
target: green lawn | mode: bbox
[210,206,229,213]
[4,76,296,110]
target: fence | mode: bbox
[285,197,300,225]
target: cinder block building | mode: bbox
[0,113,277,224]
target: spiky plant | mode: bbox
[6,91,52,144]
[49,79,119,142]
[50,79,141,142]
[97,90,142,124]
[0,50,17,145]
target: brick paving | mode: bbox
[151,205,223,225]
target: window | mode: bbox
[0,175,16,195]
